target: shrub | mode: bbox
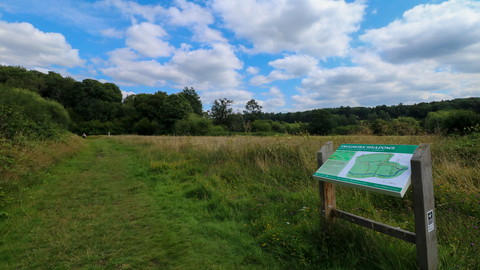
[133,118,159,135]
[271,121,285,133]
[392,117,423,135]
[206,125,227,136]
[0,86,70,140]
[425,110,480,135]
[370,119,395,136]
[251,120,271,132]
[174,114,213,136]
[284,122,303,134]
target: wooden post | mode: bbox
[317,141,336,221]
[411,144,438,270]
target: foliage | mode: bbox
[206,125,227,136]
[425,110,480,135]
[0,86,70,140]
[308,109,337,135]
[161,94,194,131]
[271,121,285,133]
[209,98,234,126]
[179,87,203,116]
[76,120,123,135]
[251,120,271,132]
[244,99,262,122]
[132,118,160,135]
[174,113,213,136]
[392,117,422,135]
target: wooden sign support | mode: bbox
[317,142,438,270]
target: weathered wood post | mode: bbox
[317,141,336,221]
[411,143,438,270]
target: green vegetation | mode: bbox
[2,65,480,137]
[0,86,70,140]
[1,64,479,268]
[1,135,479,269]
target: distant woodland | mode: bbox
[1,65,480,140]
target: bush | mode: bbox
[425,110,480,135]
[251,120,271,132]
[284,122,303,134]
[206,125,227,136]
[0,86,70,140]
[392,117,423,135]
[442,110,480,135]
[174,114,213,136]
[133,118,159,135]
[370,119,395,136]
[271,121,285,133]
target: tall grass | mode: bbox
[0,133,83,213]
[112,134,480,269]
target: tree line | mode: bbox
[1,65,480,139]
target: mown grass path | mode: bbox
[1,137,249,270]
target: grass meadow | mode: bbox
[111,134,479,269]
[0,133,479,269]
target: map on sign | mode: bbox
[313,144,418,197]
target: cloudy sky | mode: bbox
[1,0,479,112]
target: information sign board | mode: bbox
[313,144,418,197]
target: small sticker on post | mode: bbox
[427,210,434,232]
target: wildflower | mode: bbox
[472,243,475,246]
[259,204,262,206]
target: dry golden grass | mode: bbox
[113,134,479,195]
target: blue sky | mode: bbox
[1,0,479,112]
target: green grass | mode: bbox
[1,134,479,269]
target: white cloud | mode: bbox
[100,28,124,38]
[259,86,286,111]
[250,54,318,85]
[170,43,243,89]
[167,0,213,26]
[104,0,226,43]
[102,0,165,23]
[100,43,243,90]
[201,89,253,112]
[360,0,480,72]
[125,22,174,58]
[246,66,259,75]
[0,20,85,68]
[121,90,135,99]
[212,0,365,58]
[291,48,480,110]
[269,54,319,77]
[262,86,285,98]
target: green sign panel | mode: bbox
[313,144,418,197]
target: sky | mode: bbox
[0,0,479,113]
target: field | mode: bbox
[1,134,479,269]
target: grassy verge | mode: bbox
[0,133,84,217]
